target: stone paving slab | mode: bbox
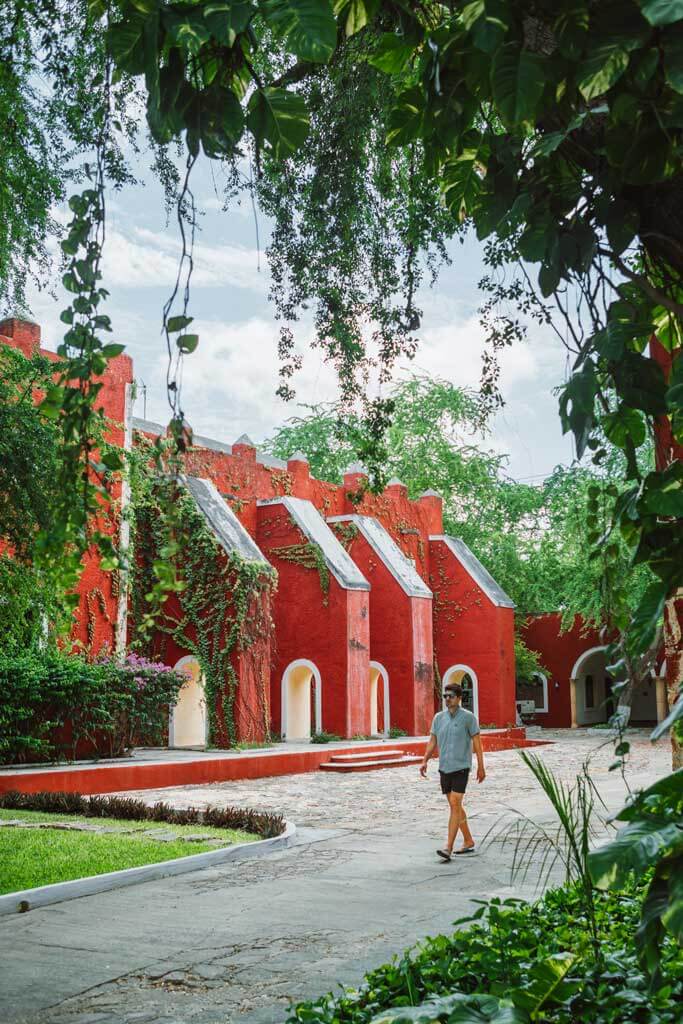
[0,729,670,1024]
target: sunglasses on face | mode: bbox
[443,693,458,700]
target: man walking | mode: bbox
[419,682,486,862]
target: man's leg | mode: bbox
[456,804,475,851]
[446,791,464,852]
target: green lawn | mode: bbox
[0,809,259,894]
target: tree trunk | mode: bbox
[652,339,683,770]
[664,590,683,770]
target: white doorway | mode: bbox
[570,647,613,726]
[281,659,322,740]
[169,656,207,748]
[442,665,479,719]
[369,661,390,737]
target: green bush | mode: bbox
[310,731,342,744]
[0,790,286,839]
[388,726,407,739]
[286,882,683,1023]
[0,650,185,764]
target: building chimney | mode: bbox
[287,452,311,497]
[419,489,443,535]
[0,318,41,357]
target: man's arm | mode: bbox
[473,733,486,783]
[420,734,437,777]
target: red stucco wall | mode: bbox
[430,539,516,728]
[256,502,371,738]
[522,613,603,727]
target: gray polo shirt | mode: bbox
[430,707,480,772]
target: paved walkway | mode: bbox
[0,729,669,1024]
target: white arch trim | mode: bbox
[570,645,607,681]
[169,655,208,747]
[280,659,322,741]
[370,661,390,737]
[442,664,479,720]
[532,672,549,714]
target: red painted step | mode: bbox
[327,749,404,763]
[320,754,423,772]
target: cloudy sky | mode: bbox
[26,151,576,482]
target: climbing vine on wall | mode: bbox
[269,541,330,605]
[128,438,276,746]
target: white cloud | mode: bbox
[101,226,266,292]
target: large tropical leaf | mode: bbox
[589,818,683,889]
[260,0,336,62]
[491,46,547,126]
[247,87,309,158]
[442,145,486,221]
[371,992,528,1023]
[639,0,683,27]
[577,42,629,100]
[509,953,576,1014]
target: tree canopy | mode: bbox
[1,0,681,673]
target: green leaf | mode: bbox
[442,146,486,222]
[630,580,667,651]
[663,27,683,93]
[613,352,667,415]
[334,0,380,37]
[108,18,146,75]
[509,953,576,1014]
[640,463,683,517]
[386,86,424,146]
[651,697,683,741]
[247,87,310,158]
[177,333,199,354]
[577,43,629,100]
[164,11,211,55]
[101,343,126,358]
[260,0,336,62]
[371,992,527,1024]
[559,362,598,458]
[461,0,510,55]
[639,0,683,27]
[167,315,193,333]
[589,816,683,890]
[203,1,253,45]
[602,407,646,449]
[368,33,414,74]
[491,45,547,126]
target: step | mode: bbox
[320,755,423,773]
[327,749,404,764]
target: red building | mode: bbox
[1,317,518,744]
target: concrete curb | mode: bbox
[0,820,296,916]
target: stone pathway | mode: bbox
[0,729,670,1024]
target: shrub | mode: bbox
[0,650,185,764]
[310,731,342,744]
[388,726,407,739]
[285,882,683,1024]
[0,790,286,839]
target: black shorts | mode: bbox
[440,769,470,795]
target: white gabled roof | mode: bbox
[257,497,370,591]
[328,515,432,599]
[184,477,269,565]
[430,535,515,608]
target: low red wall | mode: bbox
[0,730,547,795]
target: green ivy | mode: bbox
[128,440,276,745]
[270,539,330,603]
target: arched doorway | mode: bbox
[281,659,322,740]
[369,661,390,737]
[570,647,613,726]
[442,665,479,719]
[169,656,207,748]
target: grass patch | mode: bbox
[0,808,260,894]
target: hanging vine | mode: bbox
[269,541,330,604]
[128,438,276,745]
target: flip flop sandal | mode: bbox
[454,846,475,855]
[436,848,452,862]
